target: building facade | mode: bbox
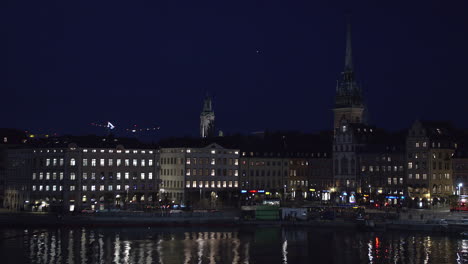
[406,121,456,207]
[161,143,240,208]
[28,140,160,212]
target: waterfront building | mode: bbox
[27,136,159,212]
[359,132,407,206]
[406,121,456,207]
[160,143,240,208]
[453,150,468,196]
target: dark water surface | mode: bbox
[0,226,467,264]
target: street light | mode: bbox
[458,183,463,196]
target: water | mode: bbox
[0,226,467,264]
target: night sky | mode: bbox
[3,1,468,140]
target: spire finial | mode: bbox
[344,19,353,72]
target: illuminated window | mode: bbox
[116,172,121,180]
[46,159,51,166]
[234,170,238,177]
[32,173,36,180]
[117,159,121,166]
[408,162,413,169]
[60,172,64,180]
[141,173,145,180]
[416,142,420,148]
[149,159,153,166]
[108,185,113,191]
[186,181,191,188]
[83,159,88,166]
[46,172,50,180]
[234,181,238,188]
[46,185,50,191]
[211,169,215,176]
[91,159,96,166]
[59,158,64,166]
[90,173,95,180]
[415,174,420,180]
[211,150,216,154]
[100,185,104,191]
[32,185,36,191]
[70,158,76,166]
[148,172,153,180]
[408,174,412,179]
[186,170,191,176]
[222,181,227,188]
[192,181,197,188]
[217,181,221,188]
[91,185,96,191]
[82,186,87,191]
[83,149,88,153]
[108,159,113,166]
[228,181,233,187]
[133,159,137,166]
[125,172,129,180]
[70,173,76,180]
[116,185,121,191]
[205,181,209,188]
[70,185,75,191]
[53,158,57,166]
[100,159,105,166]
[39,185,43,191]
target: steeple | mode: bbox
[333,20,366,130]
[344,22,353,73]
[200,94,215,138]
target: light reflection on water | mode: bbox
[1,227,468,263]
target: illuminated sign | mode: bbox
[249,190,257,193]
[240,190,247,194]
[265,192,271,195]
[258,190,265,193]
[309,188,316,192]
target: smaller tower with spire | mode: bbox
[200,94,215,138]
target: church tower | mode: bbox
[333,22,365,132]
[200,95,215,138]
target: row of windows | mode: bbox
[37,149,154,154]
[185,180,239,188]
[33,172,154,181]
[363,165,404,172]
[407,173,452,180]
[387,178,404,185]
[408,152,453,160]
[243,170,288,177]
[408,162,450,170]
[161,168,239,177]
[414,141,455,149]
[186,158,238,166]
[32,184,154,192]
[290,180,308,187]
[72,158,154,167]
[44,158,64,166]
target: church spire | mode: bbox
[344,22,353,72]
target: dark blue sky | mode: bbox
[3,1,468,140]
